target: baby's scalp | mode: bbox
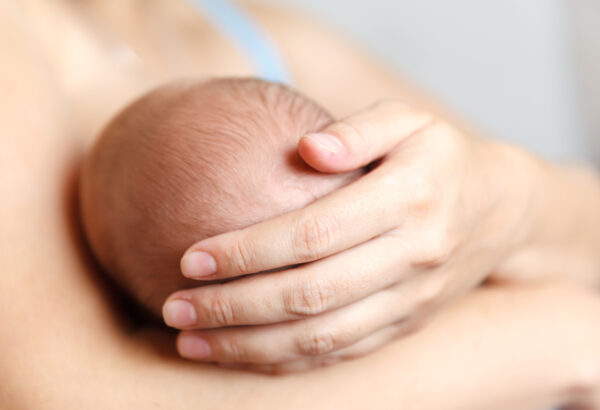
[80,78,360,315]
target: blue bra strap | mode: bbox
[189,0,292,84]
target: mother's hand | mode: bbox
[162,101,533,373]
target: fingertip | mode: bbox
[163,299,197,328]
[299,134,348,173]
[177,332,212,360]
[303,133,344,154]
[180,250,217,279]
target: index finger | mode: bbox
[180,161,400,279]
[180,107,433,280]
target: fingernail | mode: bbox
[181,251,217,278]
[304,133,344,154]
[178,335,212,359]
[163,299,197,327]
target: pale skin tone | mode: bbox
[2,1,600,409]
[167,101,600,371]
[164,8,600,373]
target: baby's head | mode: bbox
[80,78,360,316]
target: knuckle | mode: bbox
[411,229,457,269]
[297,328,338,356]
[292,214,336,261]
[405,175,439,215]
[228,237,254,274]
[334,117,375,165]
[199,292,236,327]
[285,281,332,317]
[219,337,247,363]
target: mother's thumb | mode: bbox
[298,101,434,173]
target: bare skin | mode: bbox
[1,1,599,409]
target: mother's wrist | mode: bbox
[484,140,548,281]
[493,144,600,284]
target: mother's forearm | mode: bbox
[498,148,600,285]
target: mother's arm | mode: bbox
[1,27,598,408]
[244,4,600,292]
[252,2,600,286]
[165,3,600,372]
[1,4,599,409]
[1,89,598,410]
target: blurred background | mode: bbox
[256,0,599,163]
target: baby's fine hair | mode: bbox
[80,78,357,314]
